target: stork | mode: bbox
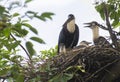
[72,41,91,52]
[79,41,91,48]
[84,21,111,46]
[58,14,79,54]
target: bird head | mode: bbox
[68,14,75,19]
[63,14,75,26]
[80,41,91,45]
[63,14,76,33]
[68,14,75,22]
[84,21,99,29]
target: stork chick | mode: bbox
[79,41,91,48]
[84,21,111,46]
[72,41,91,51]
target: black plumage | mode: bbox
[58,14,79,53]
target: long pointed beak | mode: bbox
[84,22,92,27]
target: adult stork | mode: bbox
[58,14,79,54]
[84,21,111,46]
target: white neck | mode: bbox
[92,26,99,40]
[67,19,75,33]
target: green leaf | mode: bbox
[49,73,73,82]
[95,3,105,20]
[4,41,21,51]
[25,11,37,19]
[26,41,35,56]
[16,74,24,82]
[41,12,54,20]
[30,37,45,44]
[40,46,57,59]
[0,5,5,15]
[112,20,119,27]
[21,29,28,36]
[22,23,38,34]
[25,0,32,4]
[34,15,46,21]
[12,41,21,49]
[13,13,20,17]
[3,28,11,38]
[26,11,36,14]
[114,22,120,28]
[110,11,116,20]
[12,26,28,37]
[107,4,114,13]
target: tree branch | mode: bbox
[98,23,118,34]
[85,58,120,82]
[103,2,119,49]
[10,33,32,61]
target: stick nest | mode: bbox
[42,45,120,82]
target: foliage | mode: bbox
[49,73,73,82]
[0,0,54,82]
[40,45,58,59]
[0,0,120,82]
[95,0,120,28]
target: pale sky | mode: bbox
[6,0,112,57]
[25,0,110,52]
[0,0,114,57]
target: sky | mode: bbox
[1,0,112,56]
[25,0,111,52]
[0,0,117,57]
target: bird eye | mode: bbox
[92,23,96,26]
[68,15,71,18]
[68,14,74,19]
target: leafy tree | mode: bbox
[95,0,120,49]
[0,0,54,81]
[95,0,120,28]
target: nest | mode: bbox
[41,45,120,82]
[73,46,120,82]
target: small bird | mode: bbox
[84,21,111,46]
[58,14,79,54]
[79,41,91,48]
[72,41,91,52]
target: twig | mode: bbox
[85,58,120,81]
[10,33,32,61]
[98,24,118,34]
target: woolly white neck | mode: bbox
[67,19,75,33]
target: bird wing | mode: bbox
[58,28,65,53]
[94,36,111,46]
[70,24,79,47]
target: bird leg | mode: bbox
[59,43,66,55]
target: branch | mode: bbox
[103,2,119,49]
[10,33,32,61]
[85,58,120,82]
[98,23,118,34]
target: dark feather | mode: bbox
[94,36,111,46]
[58,24,79,53]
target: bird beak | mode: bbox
[84,22,92,28]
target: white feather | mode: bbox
[67,19,75,33]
